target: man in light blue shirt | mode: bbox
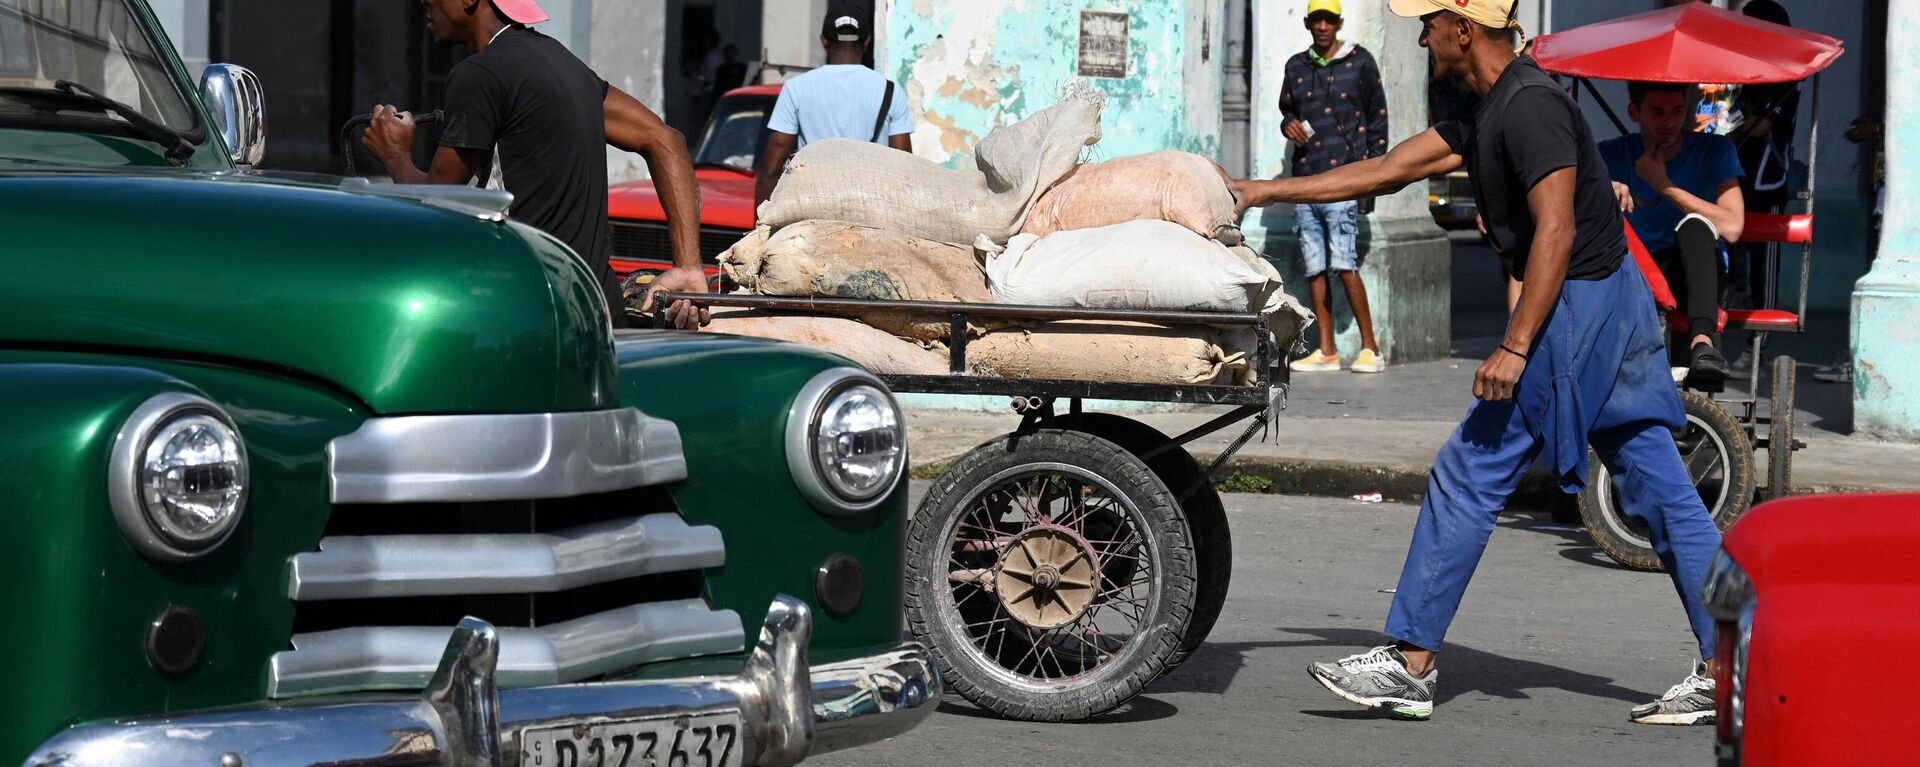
[754,3,914,212]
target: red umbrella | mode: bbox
[1532,3,1844,85]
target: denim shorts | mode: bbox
[1297,200,1360,277]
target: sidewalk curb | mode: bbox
[910,450,1866,505]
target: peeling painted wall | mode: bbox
[882,1,1225,169]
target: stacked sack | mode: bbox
[709,82,1312,387]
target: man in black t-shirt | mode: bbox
[363,0,708,330]
[1231,0,1723,726]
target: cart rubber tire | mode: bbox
[1043,413,1229,674]
[905,430,1196,722]
[1769,355,1796,500]
[1579,391,1754,572]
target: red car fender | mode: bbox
[1723,494,1920,766]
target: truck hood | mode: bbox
[0,171,620,414]
[608,168,758,230]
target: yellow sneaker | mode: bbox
[1290,351,1342,372]
[1351,349,1386,374]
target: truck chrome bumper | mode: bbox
[25,597,937,767]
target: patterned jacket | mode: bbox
[1279,43,1389,178]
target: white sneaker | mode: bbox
[1629,662,1716,726]
[1290,351,1342,373]
[1307,646,1438,720]
[1351,348,1387,374]
[1671,366,1690,384]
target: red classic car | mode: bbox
[1705,493,1920,765]
[607,84,779,286]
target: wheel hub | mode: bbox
[995,525,1099,629]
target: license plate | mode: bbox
[520,710,742,767]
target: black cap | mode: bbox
[822,4,869,42]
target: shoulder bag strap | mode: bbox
[871,80,896,144]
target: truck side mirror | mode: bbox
[200,64,267,167]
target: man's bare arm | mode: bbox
[887,133,913,153]
[755,130,799,215]
[1474,166,1578,402]
[1658,178,1747,243]
[1510,168,1579,353]
[605,85,702,274]
[363,106,483,185]
[1232,129,1462,212]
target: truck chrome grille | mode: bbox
[279,414,741,699]
[288,513,724,601]
[270,599,741,697]
[609,220,744,264]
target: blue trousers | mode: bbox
[1383,261,1724,660]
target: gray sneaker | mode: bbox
[1307,645,1437,719]
[1630,663,1716,726]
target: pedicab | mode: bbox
[644,293,1294,722]
[1531,2,1844,570]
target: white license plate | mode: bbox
[520,710,743,767]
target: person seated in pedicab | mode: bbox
[1597,80,1746,388]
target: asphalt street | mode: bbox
[825,486,1716,766]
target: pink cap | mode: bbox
[493,0,549,25]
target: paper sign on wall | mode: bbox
[1077,11,1129,79]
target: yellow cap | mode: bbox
[1307,0,1343,16]
[1389,0,1518,30]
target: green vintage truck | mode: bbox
[0,1,933,764]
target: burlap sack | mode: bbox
[718,221,1000,342]
[1020,152,1244,245]
[983,220,1290,315]
[756,82,1106,247]
[702,310,950,376]
[967,321,1256,387]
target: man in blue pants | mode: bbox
[1230,0,1724,725]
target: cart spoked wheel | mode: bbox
[1579,391,1754,571]
[1768,355,1797,500]
[1044,413,1229,675]
[905,430,1195,722]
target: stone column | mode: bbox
[592,0,667,184]
[762,0,830,83]
[1850,2,1920,440]
[1246,4,1451,364]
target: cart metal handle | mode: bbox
[340,109,445,177]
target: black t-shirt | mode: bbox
[440,27,617,304]
[1434,56,1625,281]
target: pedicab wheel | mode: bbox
[1579,391,1754,572]
[1768,355,1797,500]
[905,430,1196,722]
[1042,413,1230,675]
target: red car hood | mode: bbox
[608,167,757,231]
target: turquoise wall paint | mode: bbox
[1850,2,1918,441]
[884,1,1222,170]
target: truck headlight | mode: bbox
[1704,548,1755,766]
[110,393,249,562]
[787,369,904,514]
[1702,549,1753,622]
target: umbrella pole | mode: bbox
[1579,77,1631,137]
[1797,73,1821,332]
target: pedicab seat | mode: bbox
[1627,214,1812,336]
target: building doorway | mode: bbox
[663,0,762,140]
